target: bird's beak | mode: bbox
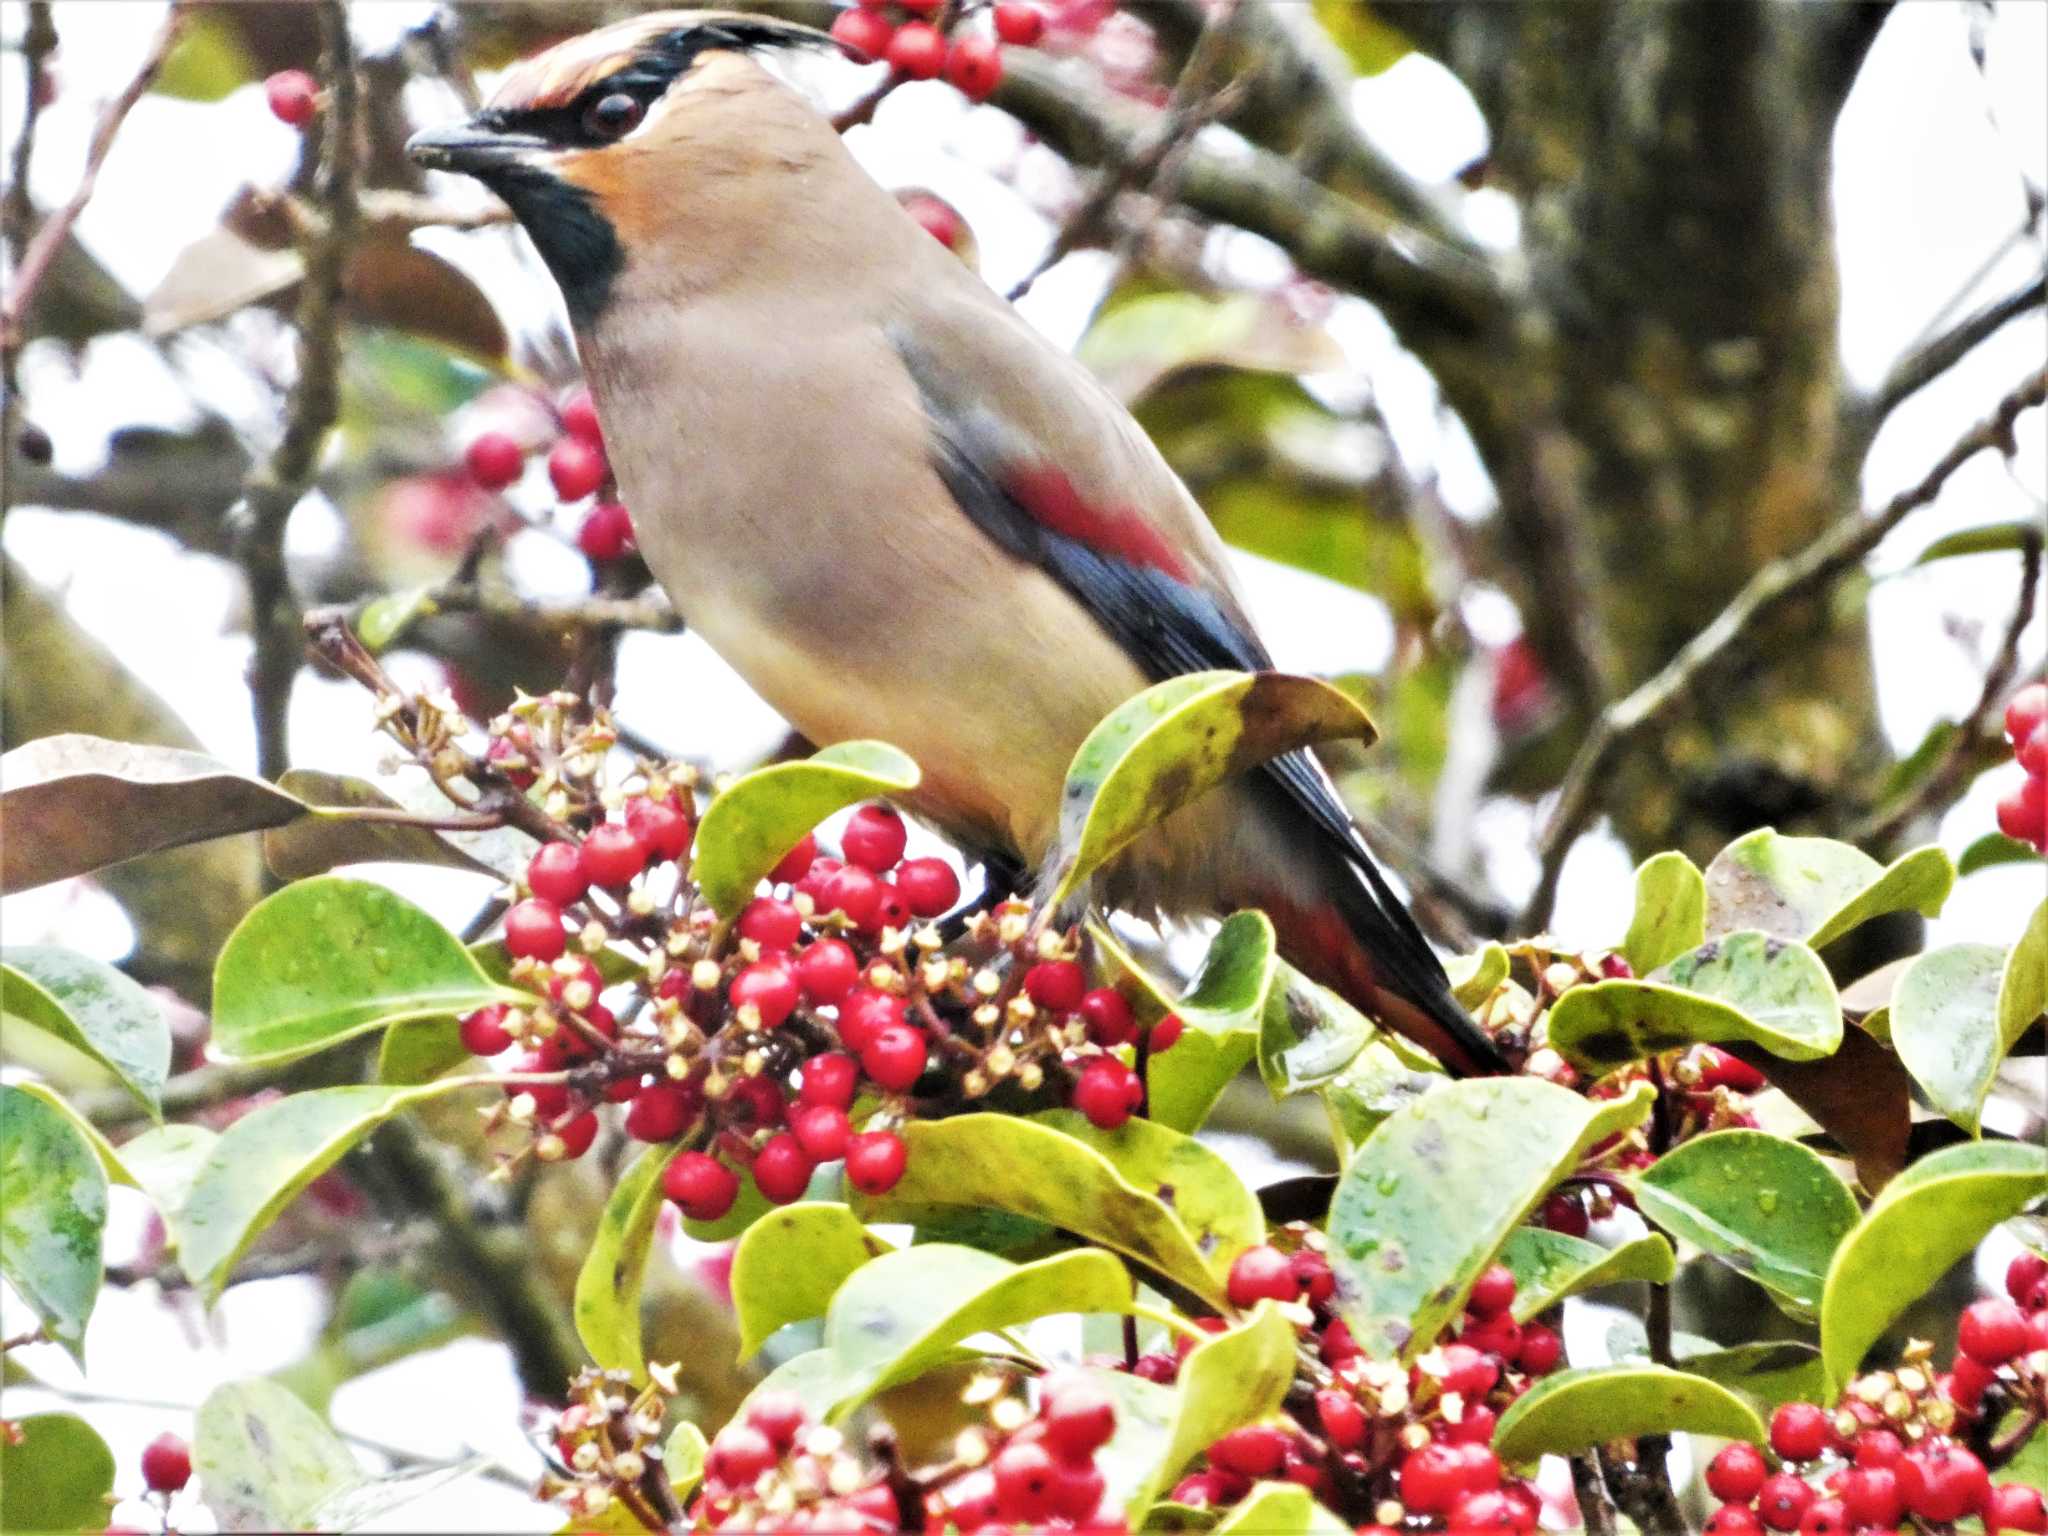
[406,121,548,175]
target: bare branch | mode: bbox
[1521,363,2048,931]
[1859,265,2047,431]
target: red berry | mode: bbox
[1516,1323,1562,1375]
[1770,1401,1832,1461]
[727,1074,786,1128]
[1208,1424,1288,1478]
[1853,1429,1904,1468]
[1445,1403,1499,1446]
[1290,1248,1335,1304]
[1025,959,1087,1013]
[560,386,603,447]
[799,1052,858,1109]
[887,22,946,78]
[549,1109,599,1159]
[1898,1444,1989,1523]
[1449,1441,1502,1492]
[464,431,524,490]
[1797,1496,1848,1536]
[1314,1387,1365,1450]
[577,500,634,562]
[894,856,959,917]
[1132,1351,1178,1383]
[752,1133,814,1205]
[819,863,885,929]
[1071,1056,1139,1130]
[991,1440,1060,1523]
[1542,1190,1590,1237]
[1989,1483,2048,1533]
[1468,1263,1517,1318]
[1959,1296,2031,1364]
[796,939,860,1006]
[265,69,318,127]
[745,1390,806,1452]
[771,832,818,886]
[837,987,905,1051]
[1757,1473,1816,1531]
[581,823,647,889]
[1698,1045,1769,1092]
[738,897,803,952]
[1078,987,1137,1046]
[1226,1245,1300,1308]
[1439,1342,1498,1400]
[2009,1250,2048,1304]
[1041,1378,1117,1459]
[1841,1467,1904,1528]
[844,1129,907,1195]
[791,1103,851,1162]
[504,897,566,960]
[710,1421,777,1489]
[664,1151,739,1220]
[830,6,894,59]
[1998,772,2047,847]
[1706,1505,1765,1535]
[993,3,1045,44]
[1399,1443,1464,1515]
[946,34,1003,100]
[841,804,907,872]
[548,435,607,500]
[730,959,801,1029]
[1707,1443,1769,1504]
[2020,722,2048,777]
[1462,1309,1522,1360]
[1150,1013,1184,1053]
[625,1079,700,1142]
[1048,1455,1105,1523]
[2007,683,2048,746]
[872,881,911,934]
[507,1052,569,1116]
[459,1004,515,1057]
[141,1432,191,1493]
[527,840,588,906]
[861,1022,927,1092]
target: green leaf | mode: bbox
[10,1078,139,1187]
[212,876,524,1063]
[731,1202,891,1359]
[664,1423,707,1501]
[1546,930,1841,1074]
[355,584,438,652]
[858,1113,1248,1306]
[1034,1109,1266,1265]
[2001,900,2048,1050]
[194,1378,364,1532]
[0,1413,115,1534]
[264,769,509,882]
[1959,831,2044,876]
[574,1144,671,1381]
[303,1462,488,1533]
[1492,1363,1765,1460]
[1892,943,2016,1132]
[1049,673,1376,909]
[822,1245,1132,1415]
[1076,1368,1179,1521]
[1319,1040,1443,1160]
[0,1084,107,1362]
[1620,852,1707,976]
[1630,1130,1859,1315]
[1820,1140,2048,1394]
[1259,964,1374,1096]
[178,1080,479,1299]
[1210,1482,1348,1536]
[1328,1079,1655,1360]
[119,1123,221,1242]
[1311,0,1413,74]
[1912,518,2043,563]
[1681,1342,1828,1411]
[1495,1226,1675,1323]
[1076,291,1344,404]
[1446,943,1509,1009]
[1703,829,1953,949]
[376,1017,471,1086]
[692,742,919,919]
[1150,1027,1257,1137]
[2,946,169,1118]
[1131,1305,1297,1511]
[154,9,258,100]
[1177,912,1282,1036]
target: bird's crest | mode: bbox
[484,10,837,119]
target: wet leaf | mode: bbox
[1319,1039,1444,1160]
[2001,900,2048,1049]
[1034,1109,1266,1265]
[0,734,306,894]
[213,877,525,1064]
[194,1378,363,1532]
[574,1144,671,1382]
[664,1423,707,1501]
[1328,1079,1654,1360]
[118,1123,221,1243]
[1631,1130,1859,1315]
[2,946,169,1118]
[732,1202,891,1360]
[1821,1140,2048,1392]
[9,1079,138,1187]
[1546,930,1841,1074]
[1959,831,2043,876]
[1704,829,1953,950]
[1621,851,1706,975]
[692,742,920,919]
[263,770,505,881]
[1049,672,1375,909]
[1131,1305,1297,1510]
[1892,943,2014,1133]
[1446,943,1509,1008]
[1492,1363,1764,1460]
[1259,964,1374,1096]
[375,1017,472,1086]
[0,1085,107,1362]
[1495,1226,1675,1323]
[1681,1342,1828,1411]
[0,1414,115,1534]
[822,1245,1132,1415]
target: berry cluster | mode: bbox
[829,1,1047,103]
[548,1365,702,1526]
[1997,683,2048,852]
[923,1374,1118,1528]
[1701,1251,2048,1534]
[463,385,635,566]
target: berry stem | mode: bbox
[1129,1302,1212,1343]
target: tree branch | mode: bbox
[1521,362,2048,930]
[1859,266,2047,431]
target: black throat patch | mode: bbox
[481,165,624,327]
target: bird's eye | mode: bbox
[582,92,644,141]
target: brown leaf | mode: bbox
[263,770,507,882]
[1731,1026,1911,1192]
[0,735,307,896]
[342,236,508,364]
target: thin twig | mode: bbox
[2,3,58,263]
[231,0,360,787]
[1521,363,2048,931]
[1861,265,2047,430]
[0,1,183,353]
[351,579,682,647]
[1853,527,2043,846]
[830,70,899,133]
[1570,1453,1619,1536]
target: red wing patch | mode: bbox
[1004,466,1194,584]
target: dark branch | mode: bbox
[1860,266,2047,430]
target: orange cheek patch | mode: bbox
[559,148,666,248]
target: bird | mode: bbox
[408,10,1507,1075]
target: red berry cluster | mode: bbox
[689,1390,903,1532]
[462,385,636,566]
[924,1374,1118,1528]
[1701,1252,2048,1534]
[1997,683,2048,851]
[829,1,1046,103]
